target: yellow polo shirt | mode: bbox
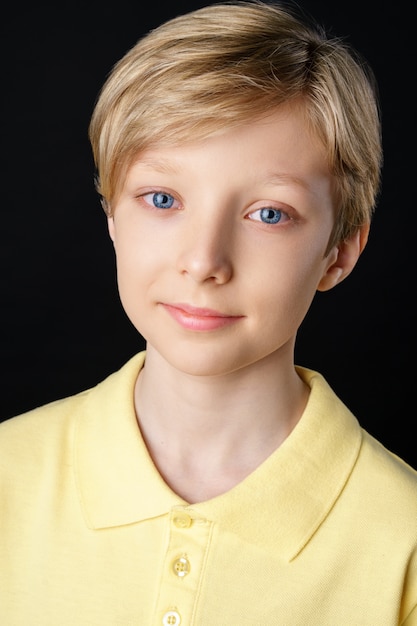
[1,351,416,625]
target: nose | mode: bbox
[176,211,233,285]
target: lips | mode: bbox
[160,302,243,331]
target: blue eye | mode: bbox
[152,192,175,209]
[259,207,282,224]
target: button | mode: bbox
[172,556,190,577]
[172,512,192,528]
[162,610,181,625]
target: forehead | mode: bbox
[109,98,331,202]
[128,105,329,181]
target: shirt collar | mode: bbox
[75,352,362,560]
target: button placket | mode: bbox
[155,508,212,626]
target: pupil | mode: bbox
[261,208,280,223]
[156,193,168,205]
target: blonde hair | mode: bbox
[89,0,382,249]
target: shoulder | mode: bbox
[0,388,89,440]
[298,365,417,519]
[358,429,417,503]
[0,351,146,471]
[0,387,91,479]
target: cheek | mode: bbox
[111,231,144,299]
[251,246,328,320]
[113,223,156,273]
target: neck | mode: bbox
[134,344,309,502]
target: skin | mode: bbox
[108,103,368,503]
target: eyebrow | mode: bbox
[134,159,324,198]
[138,160,310,184]
[134,158,180,175]
[263,172,316,193]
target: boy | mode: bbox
[1,1,416,624]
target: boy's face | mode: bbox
[108,104,351,378]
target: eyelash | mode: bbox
[139,190,292,225]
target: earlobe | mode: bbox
[317,223,370,292]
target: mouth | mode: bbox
[160,302,244,331]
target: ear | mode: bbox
[317,223,370,292]
[107,216,115,243]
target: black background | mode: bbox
[1,2,415,469]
